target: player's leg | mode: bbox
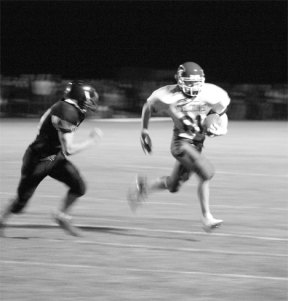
[127,160,190,212]
[49,155,86,236]
[0,148,47,232]
[197,178,223,232]
[174,141,223,231]
[127,175,148,212]
[143,135,193,195]
[197,178,210,217]
[178,143,214,214]
[137,167,182,196]
[49,156,86,213]
[164,161,191,193]
[127,171,170,212]
[127,135,191,212]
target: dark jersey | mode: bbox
[29,100,85,158]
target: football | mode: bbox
[203,113,221,131]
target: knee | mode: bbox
[70,180,86,197]
[166,176,181,193]
[195,158,215,181]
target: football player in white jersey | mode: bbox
[127,62,230,232]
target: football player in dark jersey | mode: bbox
[127,62,230,232]
[0,81,103,236]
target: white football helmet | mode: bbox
[176,62,205,97]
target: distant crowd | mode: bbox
[0,74,287,120]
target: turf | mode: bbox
[0,118,287,301]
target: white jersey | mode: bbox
[147,83,230,140]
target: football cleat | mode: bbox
[202,214,223,233]
[53,211,81,237]
[127,175,148,212]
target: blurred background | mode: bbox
[0,1,287,120]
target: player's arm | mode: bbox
[207,93,230,136]
[58,128,102,156]
[140,101,153,154]
[141,101,152,131]
[206,113,228,137]
[52,115,102,156]
[217,112,228,136]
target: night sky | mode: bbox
[1,1,287,83]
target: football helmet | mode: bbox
[176,62,205,97]
[64,81,99,113]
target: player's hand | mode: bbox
[140,129,152,154]
[89,127,103,143]
[206,124,225,137]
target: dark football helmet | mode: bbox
[176,62,205,97]
[64,81,99,113]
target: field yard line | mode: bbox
[112,164,288,178]
[77,224,288,242]
[4,222,288,242]
[1,259,286,282]
[218,170,288,178]
[74,240,288,258]
[0,159,287,178]
[0,192,287,212]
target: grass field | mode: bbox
[0,118,287,301]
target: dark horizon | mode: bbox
[1,1,287,84]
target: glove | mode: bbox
[140,129,152,154]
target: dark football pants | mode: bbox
[165,136,215,193]
[10,147,86,214]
